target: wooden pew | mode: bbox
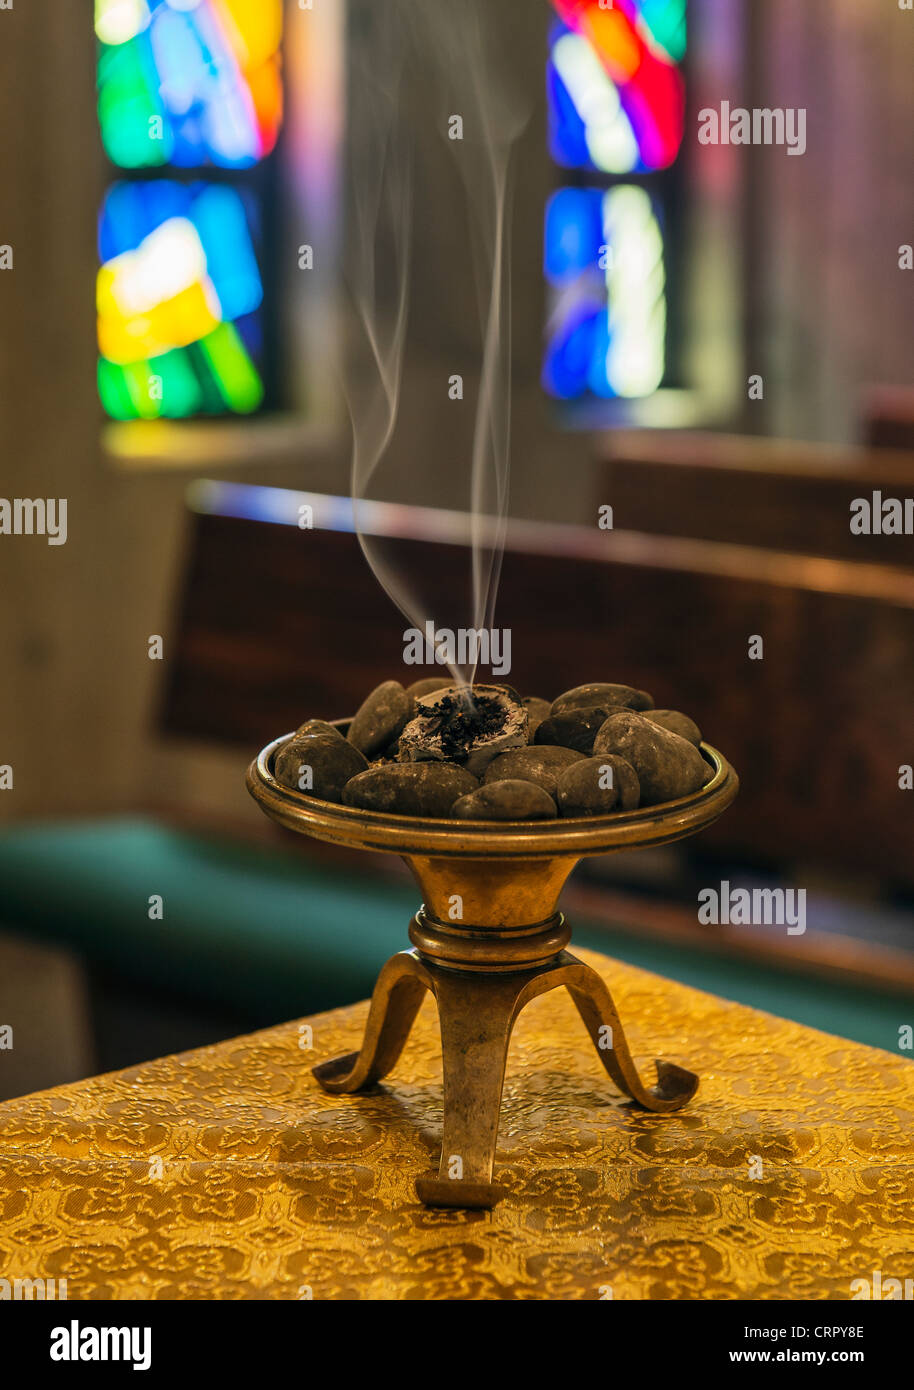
[160,470,914,888]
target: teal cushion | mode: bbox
[579,922,910,1056]
[0,818,907,1049]
[0,818,418,1017]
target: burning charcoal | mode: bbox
[551,683,654,715]
[556,755,640,816]
[451,779,557,821]
[523,696,552,741]
[295,718,343,740]
[483,744,584,799]
[398,684,527,777]
[347,680,414,759]
[644,709,702,748]
[342,762,478,817]
[593,711,707,806]
[405,677,455,699]
[534,705,615,755]
[275,734,368,804]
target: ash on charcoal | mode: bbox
[415,690,503,758]
[398,684,528,776]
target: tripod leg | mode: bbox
[312,950,430,1094]
[414,968,531,1210]
[560,954,698,1111]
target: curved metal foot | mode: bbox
[312,951,430,1094]
[558,953,699,1111]
[414,1176,505,1209]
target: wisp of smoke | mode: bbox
[344,0,529,693]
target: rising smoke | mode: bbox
[344,0,530,691]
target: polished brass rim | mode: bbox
[245,725,740,860]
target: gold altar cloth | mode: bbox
[1,948,913,1300]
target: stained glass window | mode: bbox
[97,181,264,419]
[544,185,666,400]
[95,0,282,169]
[544,0,686,402]
[95,0,282,421]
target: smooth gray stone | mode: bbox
[451,779,557,821]
[593,710,707,806]
[294,719,343,740]
[534,706,615,755]
[342,761,478,817]
[643,709,702,748]
[551,683,654,715]
[274,734,368,803]
[556,755,640,816]
[347,680,414,758]
[484,744,584,798]
[523,696,552,741]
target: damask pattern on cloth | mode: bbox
[1,949,913,1300]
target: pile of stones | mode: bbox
[272,677,713,821]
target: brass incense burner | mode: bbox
[247,725,738,1209]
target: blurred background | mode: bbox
[1,0,913,1099]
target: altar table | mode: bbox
[1,949,912,1300]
